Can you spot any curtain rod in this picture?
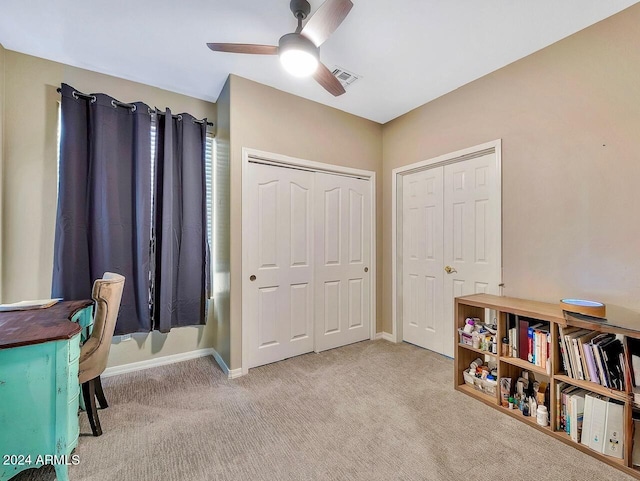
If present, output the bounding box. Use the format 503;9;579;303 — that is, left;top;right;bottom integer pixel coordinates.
56;87;214;127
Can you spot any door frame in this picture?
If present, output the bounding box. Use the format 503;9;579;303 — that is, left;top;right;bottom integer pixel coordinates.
242;147;377;374
391;139;502;344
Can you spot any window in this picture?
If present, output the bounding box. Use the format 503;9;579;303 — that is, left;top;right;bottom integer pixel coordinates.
205;133;215;270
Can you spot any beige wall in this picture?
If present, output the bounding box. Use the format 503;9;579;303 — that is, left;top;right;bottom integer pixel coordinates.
228;75;383;369
0;44;5;302
212;77;231;367
1;50;217;367
381;5;640;334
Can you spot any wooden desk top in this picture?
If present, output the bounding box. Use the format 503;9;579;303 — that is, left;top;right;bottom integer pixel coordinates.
0;299;93;349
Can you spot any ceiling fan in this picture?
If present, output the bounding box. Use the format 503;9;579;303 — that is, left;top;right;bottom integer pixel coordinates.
207;0;353;97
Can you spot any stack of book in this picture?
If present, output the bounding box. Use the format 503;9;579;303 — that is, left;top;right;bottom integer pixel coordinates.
558;327;626;391
556;384;624;458
506;315;551;370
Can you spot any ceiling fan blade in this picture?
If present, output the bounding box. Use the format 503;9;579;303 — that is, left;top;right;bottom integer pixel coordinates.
301;0;353;47
313;62;346;97
206;43;278;55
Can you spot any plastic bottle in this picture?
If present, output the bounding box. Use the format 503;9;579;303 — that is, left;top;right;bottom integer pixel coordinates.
537;405;549;426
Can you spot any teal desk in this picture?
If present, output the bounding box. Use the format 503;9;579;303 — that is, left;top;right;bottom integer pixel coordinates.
0;300;93;481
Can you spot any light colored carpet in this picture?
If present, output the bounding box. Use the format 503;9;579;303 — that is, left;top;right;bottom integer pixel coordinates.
15;340;630;481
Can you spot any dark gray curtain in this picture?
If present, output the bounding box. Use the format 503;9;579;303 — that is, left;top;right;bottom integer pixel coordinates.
52;83;152;334
153;108;208;332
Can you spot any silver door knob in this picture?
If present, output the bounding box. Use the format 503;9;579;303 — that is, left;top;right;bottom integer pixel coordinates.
444;266;457;274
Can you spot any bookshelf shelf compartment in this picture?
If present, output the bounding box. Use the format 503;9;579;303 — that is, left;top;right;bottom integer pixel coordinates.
554;374;629;403
455;383;498;407
457;343;497;358
500;356;550;377
552;430;626;468
455;294;640;480
498;404;552;433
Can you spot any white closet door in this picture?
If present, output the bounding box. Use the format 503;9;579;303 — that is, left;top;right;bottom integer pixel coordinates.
401;168;445;352
443;153;501;357
401;151;500;358
246;163;315;368
314;173;371;352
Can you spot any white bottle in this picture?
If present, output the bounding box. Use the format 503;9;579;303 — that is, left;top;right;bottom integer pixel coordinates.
536;405;548;427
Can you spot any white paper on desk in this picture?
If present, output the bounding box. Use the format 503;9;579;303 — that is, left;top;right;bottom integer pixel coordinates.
0;298;62;312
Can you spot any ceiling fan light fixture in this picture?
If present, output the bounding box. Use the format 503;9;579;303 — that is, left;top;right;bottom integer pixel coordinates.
278;33;319;77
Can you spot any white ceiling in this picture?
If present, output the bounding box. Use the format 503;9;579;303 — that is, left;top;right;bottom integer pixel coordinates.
0;0;637;123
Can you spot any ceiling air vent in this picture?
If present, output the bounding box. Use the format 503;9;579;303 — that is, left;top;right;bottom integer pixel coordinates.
331;67;361;89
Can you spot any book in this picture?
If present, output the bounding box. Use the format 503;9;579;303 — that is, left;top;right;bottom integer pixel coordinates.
509;327;518;358
601;339;624;391
591;334;616;387
569;390;586;443
556;381;568;429
602;401;624;459
558;325;571;375
583;342;599;385
576;331;598;381
526;323;546;366
565;329;590;379
519;317;530;361
561;385;580;434
0;298;61;312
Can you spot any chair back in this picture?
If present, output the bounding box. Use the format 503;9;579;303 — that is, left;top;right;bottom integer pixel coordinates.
79;272;125;383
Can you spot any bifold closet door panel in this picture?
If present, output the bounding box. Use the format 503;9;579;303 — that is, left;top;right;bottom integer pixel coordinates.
401;167;445;352
246;163;315;369
314;172;371;353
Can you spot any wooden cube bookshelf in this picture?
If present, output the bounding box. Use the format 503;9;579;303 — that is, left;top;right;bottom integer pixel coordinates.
454;294;640;479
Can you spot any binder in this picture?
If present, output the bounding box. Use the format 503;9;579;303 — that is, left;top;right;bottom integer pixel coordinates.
581;394;595;447
602;401;624;459
633;419;640;467
589;396;609;453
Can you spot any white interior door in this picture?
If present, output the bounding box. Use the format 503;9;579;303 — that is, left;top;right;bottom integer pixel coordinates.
314;172;371;352
401;151;500;358
442;153;501;356
246;163;315;368
401;168;444;352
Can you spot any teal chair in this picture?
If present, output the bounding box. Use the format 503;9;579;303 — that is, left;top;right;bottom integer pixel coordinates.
78;272;125;436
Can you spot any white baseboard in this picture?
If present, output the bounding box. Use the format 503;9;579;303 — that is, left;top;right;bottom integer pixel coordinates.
375;331;396;342
103;348;215;378
211;348;244;379
382;332;396;342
